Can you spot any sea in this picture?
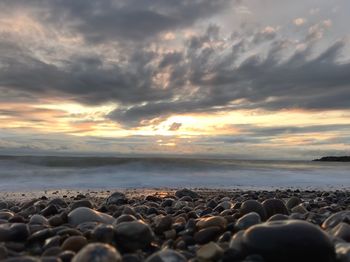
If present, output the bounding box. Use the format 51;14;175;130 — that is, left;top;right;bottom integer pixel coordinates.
0;155;349;191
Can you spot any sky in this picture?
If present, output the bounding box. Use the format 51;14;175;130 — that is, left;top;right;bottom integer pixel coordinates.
0;0;349;159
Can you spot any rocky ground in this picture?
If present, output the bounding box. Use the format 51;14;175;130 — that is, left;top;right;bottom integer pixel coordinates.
0;188;350;262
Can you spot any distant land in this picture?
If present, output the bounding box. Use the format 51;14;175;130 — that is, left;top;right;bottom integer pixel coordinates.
313;156;350;162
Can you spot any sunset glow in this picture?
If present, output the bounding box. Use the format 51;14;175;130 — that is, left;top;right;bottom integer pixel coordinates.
0;0;349;159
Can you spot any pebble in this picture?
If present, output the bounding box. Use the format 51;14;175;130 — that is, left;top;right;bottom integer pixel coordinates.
330;222;350;242
240;200;266;221
235;212;261;231
237;220;335;262
115;214;137;224
91;224;115;244
0;189;349;261
29;215;49;226
0;212;14;220
40;205;59;217
67;207;115;226
194;226;221;244
335;243;350;262
72;243;122;262
267;214;289;221
286;196;301;209
291;204;308;214
105;192;127;206
146;249;186;262
262;199;289;218
0;223;29;242
197;241;224;261
43;236;61;250
154;215;172;234
217;201;232;210
61;236;87;252
71;199;93;210
115;220;154;251
175;189;199;199
196;216;227;230
322;211;350;230
58;251;75;262
48;199;67;207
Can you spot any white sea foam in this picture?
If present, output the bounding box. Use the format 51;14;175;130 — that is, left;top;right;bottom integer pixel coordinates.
0;156;349;191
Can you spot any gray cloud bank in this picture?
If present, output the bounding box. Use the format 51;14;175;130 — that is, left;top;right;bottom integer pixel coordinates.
0;0;349;127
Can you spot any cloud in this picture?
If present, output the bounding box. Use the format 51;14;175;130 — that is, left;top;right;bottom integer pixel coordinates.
168;122;182;131
108;37;350;125
293;18;306;26
0;0;231;43
0;0;349;129
235;124;350;137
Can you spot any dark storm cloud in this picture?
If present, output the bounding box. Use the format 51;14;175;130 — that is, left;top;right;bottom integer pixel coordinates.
0;0;350;127
0;41;173;105
0;0;230;42
109;37;350;125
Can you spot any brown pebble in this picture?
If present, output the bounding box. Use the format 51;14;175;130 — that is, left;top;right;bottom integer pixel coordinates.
61;236;87;252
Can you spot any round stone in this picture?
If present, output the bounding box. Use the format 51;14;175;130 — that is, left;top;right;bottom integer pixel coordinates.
217;201;232;210
196;216;227;230
267;214;289;222
29;214;49;226
291;204;308;214
72;243;122;262
48;198;67;207
0;223;29;242
197;242;224;261
43;236;61;250
91;224;115;244
68;207;115;226
154;215;172;234
61;236;88;252
161;198;174;207
146;249;186;262
335;243;350;262
175;189;199;199
71;199;93;210
59;250;75;262
286;197;301;210
330;222;350;242
105;192;127;206
179;196;193;202
0;212;14;220
48;215;64;227
262;199;289;218
40;205;59;217
322;211;350;230
239;220;335;262
115;214;137;224
115;220;154;251
235;212;261;231
240;200;266;221
194;226;222;244
76;221;99;234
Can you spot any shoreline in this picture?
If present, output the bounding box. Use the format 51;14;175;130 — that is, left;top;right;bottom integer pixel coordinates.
1;187;350;201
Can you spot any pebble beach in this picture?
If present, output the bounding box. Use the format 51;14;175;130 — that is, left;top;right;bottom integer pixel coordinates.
0;188;350;261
